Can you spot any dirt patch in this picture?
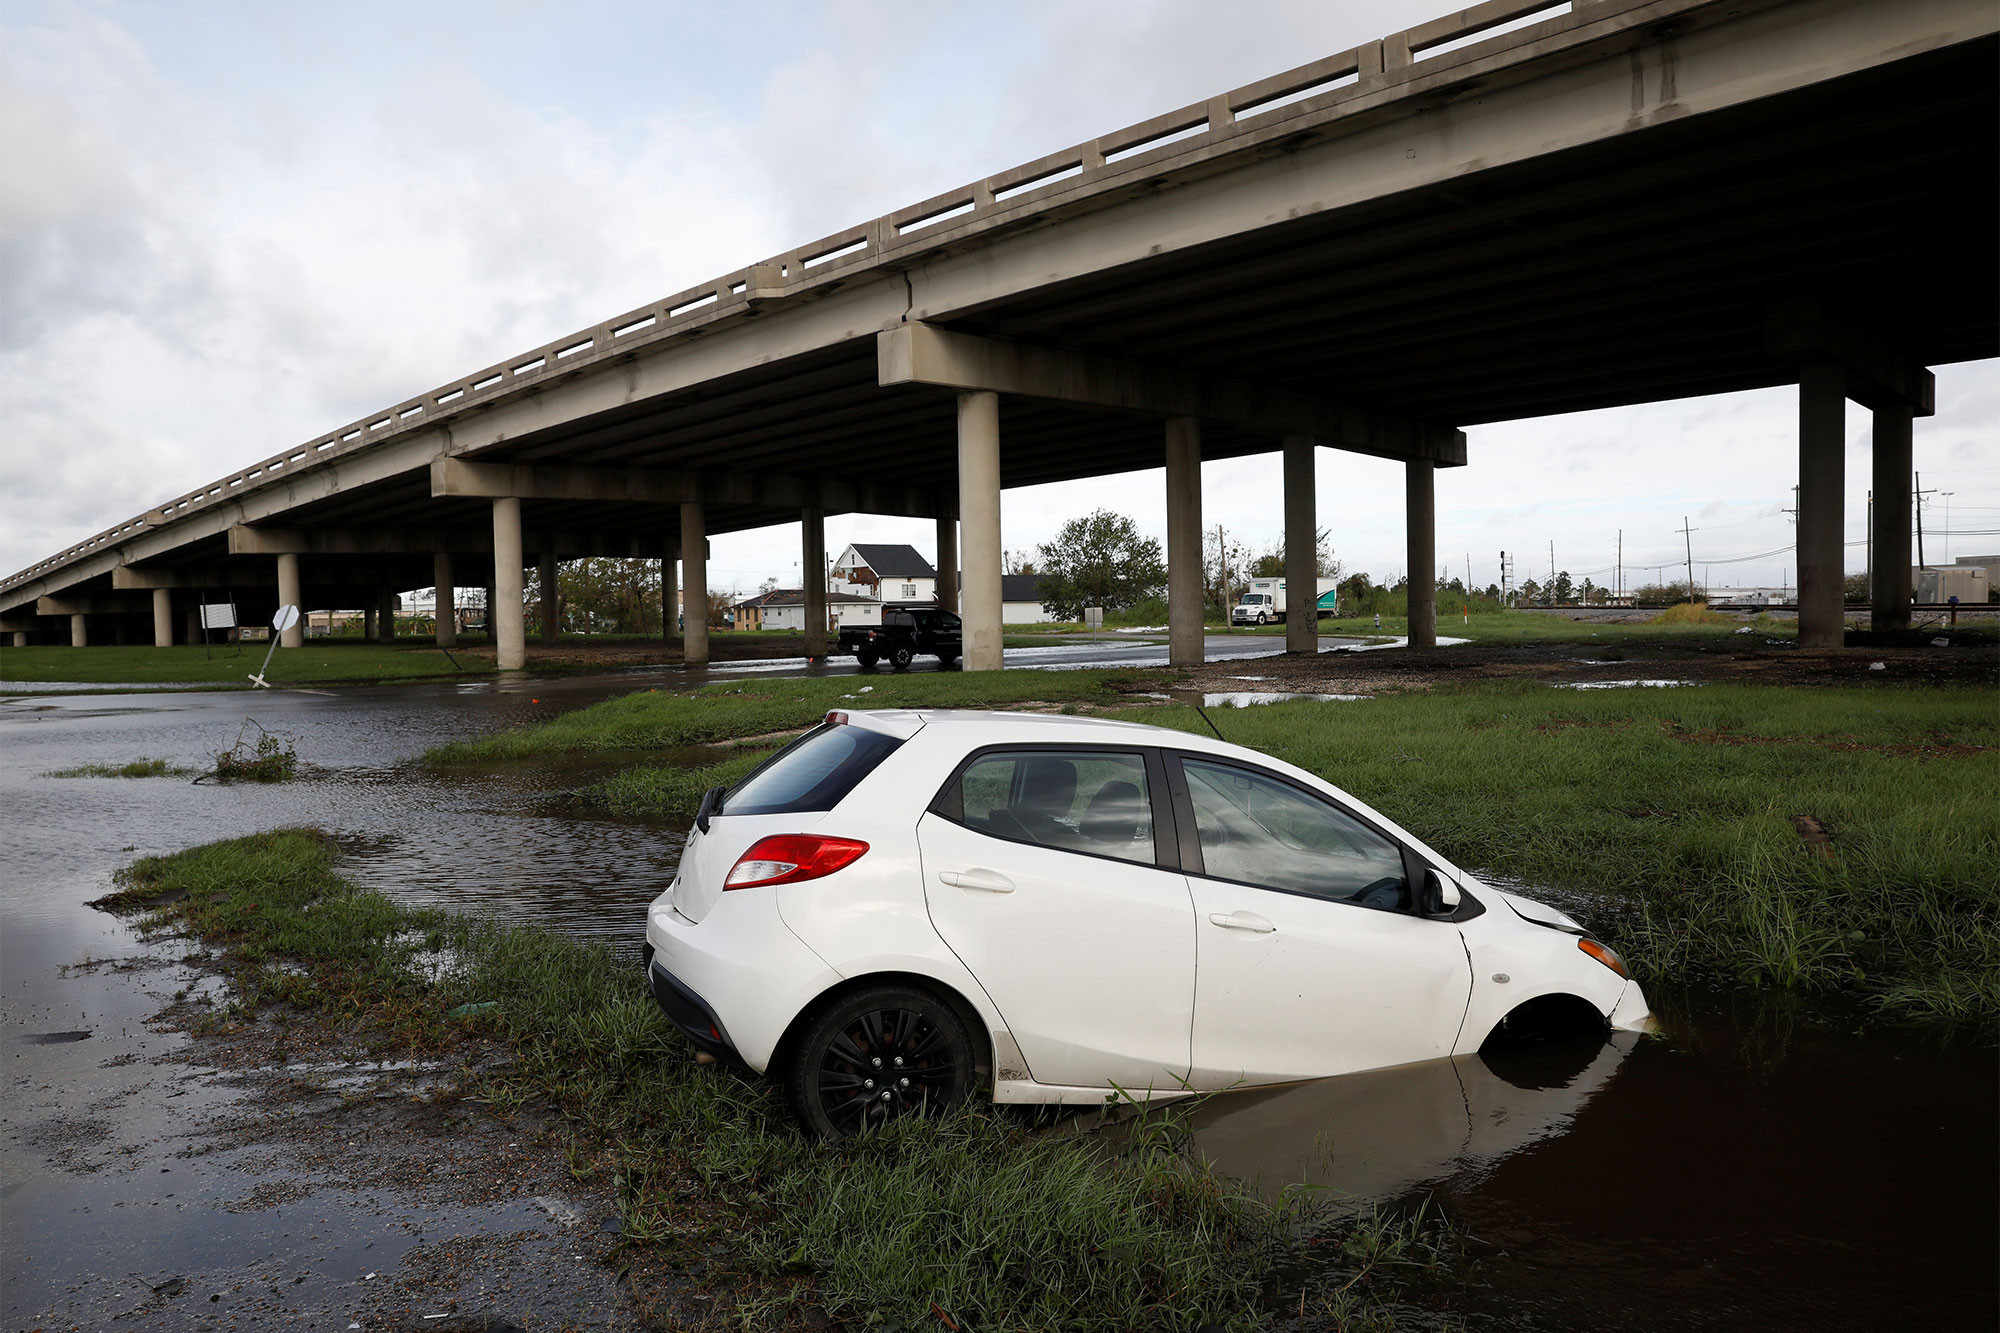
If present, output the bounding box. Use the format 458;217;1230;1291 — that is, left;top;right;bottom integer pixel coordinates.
1665;723;1990;758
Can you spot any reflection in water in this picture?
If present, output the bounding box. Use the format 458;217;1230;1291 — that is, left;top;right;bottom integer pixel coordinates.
1187;1035;1637;1205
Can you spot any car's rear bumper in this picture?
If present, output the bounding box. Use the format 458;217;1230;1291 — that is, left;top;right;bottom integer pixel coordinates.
644;887;843;1074
643;948;744;1065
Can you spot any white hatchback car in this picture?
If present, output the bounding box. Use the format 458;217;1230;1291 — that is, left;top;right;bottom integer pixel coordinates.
643;709;1654;1137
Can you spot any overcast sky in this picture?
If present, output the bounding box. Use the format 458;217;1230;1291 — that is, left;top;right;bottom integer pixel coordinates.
4;0;1994;599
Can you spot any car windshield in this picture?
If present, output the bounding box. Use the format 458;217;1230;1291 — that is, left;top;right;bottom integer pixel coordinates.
723;724;903;816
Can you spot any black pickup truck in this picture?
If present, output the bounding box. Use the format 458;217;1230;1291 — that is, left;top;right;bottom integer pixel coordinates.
838;607;962;669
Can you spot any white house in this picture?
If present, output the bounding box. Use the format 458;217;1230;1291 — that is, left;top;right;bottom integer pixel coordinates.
732;589;882;632
832;544;938;605
1000;573;1057;624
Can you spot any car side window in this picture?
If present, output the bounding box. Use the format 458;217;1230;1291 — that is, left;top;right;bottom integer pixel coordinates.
1180;758;1408;911
950;750;1155;866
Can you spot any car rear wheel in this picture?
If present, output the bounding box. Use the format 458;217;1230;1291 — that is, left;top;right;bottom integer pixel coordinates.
784;985;975;1139
856;649;879;667
889;644;915;669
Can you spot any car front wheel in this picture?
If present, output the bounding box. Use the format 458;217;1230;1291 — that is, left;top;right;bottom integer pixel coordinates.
784;985;976;1138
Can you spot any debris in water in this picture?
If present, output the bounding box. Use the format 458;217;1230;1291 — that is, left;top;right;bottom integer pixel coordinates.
1869;661;1886;671
1932;637;1950;647
20;1030;91;1044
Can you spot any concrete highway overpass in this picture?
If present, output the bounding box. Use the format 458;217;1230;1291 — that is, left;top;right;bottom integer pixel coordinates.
3;0;1993;665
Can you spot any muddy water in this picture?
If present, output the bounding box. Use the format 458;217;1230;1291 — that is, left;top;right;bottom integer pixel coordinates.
3;675;1996;1329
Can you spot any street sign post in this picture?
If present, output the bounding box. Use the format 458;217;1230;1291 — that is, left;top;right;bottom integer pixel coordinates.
248;606;300;688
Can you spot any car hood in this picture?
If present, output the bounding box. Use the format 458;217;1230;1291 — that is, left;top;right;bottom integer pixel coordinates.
1490;887;1587;935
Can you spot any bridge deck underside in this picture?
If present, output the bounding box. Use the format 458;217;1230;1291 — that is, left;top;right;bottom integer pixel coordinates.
30;34;2000;610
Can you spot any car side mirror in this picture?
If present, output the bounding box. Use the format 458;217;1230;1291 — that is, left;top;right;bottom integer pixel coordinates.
695;786;725;834
1421;868;1461;916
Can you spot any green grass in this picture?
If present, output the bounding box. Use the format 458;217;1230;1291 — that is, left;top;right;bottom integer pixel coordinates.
44;757;193;778
582;748;773;819
426;670;1153;763
1111;683;1999;1026
97;830;1451;1330
0;641;487;685
1312;609;1804;644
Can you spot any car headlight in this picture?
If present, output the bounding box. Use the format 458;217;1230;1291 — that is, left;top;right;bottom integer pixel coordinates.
1578;937;1629;979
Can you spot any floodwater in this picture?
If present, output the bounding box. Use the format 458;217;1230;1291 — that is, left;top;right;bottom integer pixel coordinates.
2;674;1995;1329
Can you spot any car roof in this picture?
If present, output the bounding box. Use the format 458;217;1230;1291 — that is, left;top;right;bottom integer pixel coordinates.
863;706;1254;759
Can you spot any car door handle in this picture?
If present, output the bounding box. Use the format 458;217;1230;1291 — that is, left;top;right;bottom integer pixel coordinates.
939;869;1015;893
1208;911;1276;933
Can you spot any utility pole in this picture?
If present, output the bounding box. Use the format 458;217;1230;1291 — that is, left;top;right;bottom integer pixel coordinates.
1678;516;1699;602
1865;489;1875;603
1914;471;1937;569
1940;490;1955;562
1617;530;1622;603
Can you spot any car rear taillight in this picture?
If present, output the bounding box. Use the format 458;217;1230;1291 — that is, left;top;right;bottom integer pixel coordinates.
722;834;869;890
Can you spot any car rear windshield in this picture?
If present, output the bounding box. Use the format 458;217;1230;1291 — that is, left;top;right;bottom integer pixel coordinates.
721;723;903;816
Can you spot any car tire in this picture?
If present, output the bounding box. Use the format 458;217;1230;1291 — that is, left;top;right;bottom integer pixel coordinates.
784;985;976;1139
856;649;879;668
940;652;959;668
889;645;915;670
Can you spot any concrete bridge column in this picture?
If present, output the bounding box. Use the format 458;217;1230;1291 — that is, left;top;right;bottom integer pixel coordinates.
185;607;202;644
434;553;456;648
152;588;174;648
1406;461;1437;648
70;613;87;648
1870;403;1913;632
1797;363;1848;649
802;504;827;657
484;584;498;644
1284;435;1318;655
538;546;559;641
958;391;1003;671
935;509;958;613
376;588;398;642
681;503;709;668
11;632;24;649
277;553;304;648
492;498;526;669
1166;417;1203;667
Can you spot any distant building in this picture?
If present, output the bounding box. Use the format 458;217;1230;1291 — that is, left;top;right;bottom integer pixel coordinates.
732;588;882;632
832;544;938;605
1000;573;1056;623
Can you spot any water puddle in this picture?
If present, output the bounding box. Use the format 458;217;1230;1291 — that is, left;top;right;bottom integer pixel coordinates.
1555;678;1699;689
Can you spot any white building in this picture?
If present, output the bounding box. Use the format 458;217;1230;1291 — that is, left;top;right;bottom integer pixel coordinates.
832;544;938;605
1000;574;1057;623
732;589;881;632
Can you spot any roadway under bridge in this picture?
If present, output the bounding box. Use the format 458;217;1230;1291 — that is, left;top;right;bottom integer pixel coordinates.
3;0;1994;665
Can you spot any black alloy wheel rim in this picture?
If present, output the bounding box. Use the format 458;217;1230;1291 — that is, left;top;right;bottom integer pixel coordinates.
816;1007;959;1134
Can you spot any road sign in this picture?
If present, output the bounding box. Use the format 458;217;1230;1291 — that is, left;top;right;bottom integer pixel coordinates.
248;605;301;689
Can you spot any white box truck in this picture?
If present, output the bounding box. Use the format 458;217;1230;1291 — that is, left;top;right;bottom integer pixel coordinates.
1230;576;1338;625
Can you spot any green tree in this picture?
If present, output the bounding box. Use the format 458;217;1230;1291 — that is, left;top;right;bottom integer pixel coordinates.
541;558;665;635
1551;570;1575;604
1036;510;1167;620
